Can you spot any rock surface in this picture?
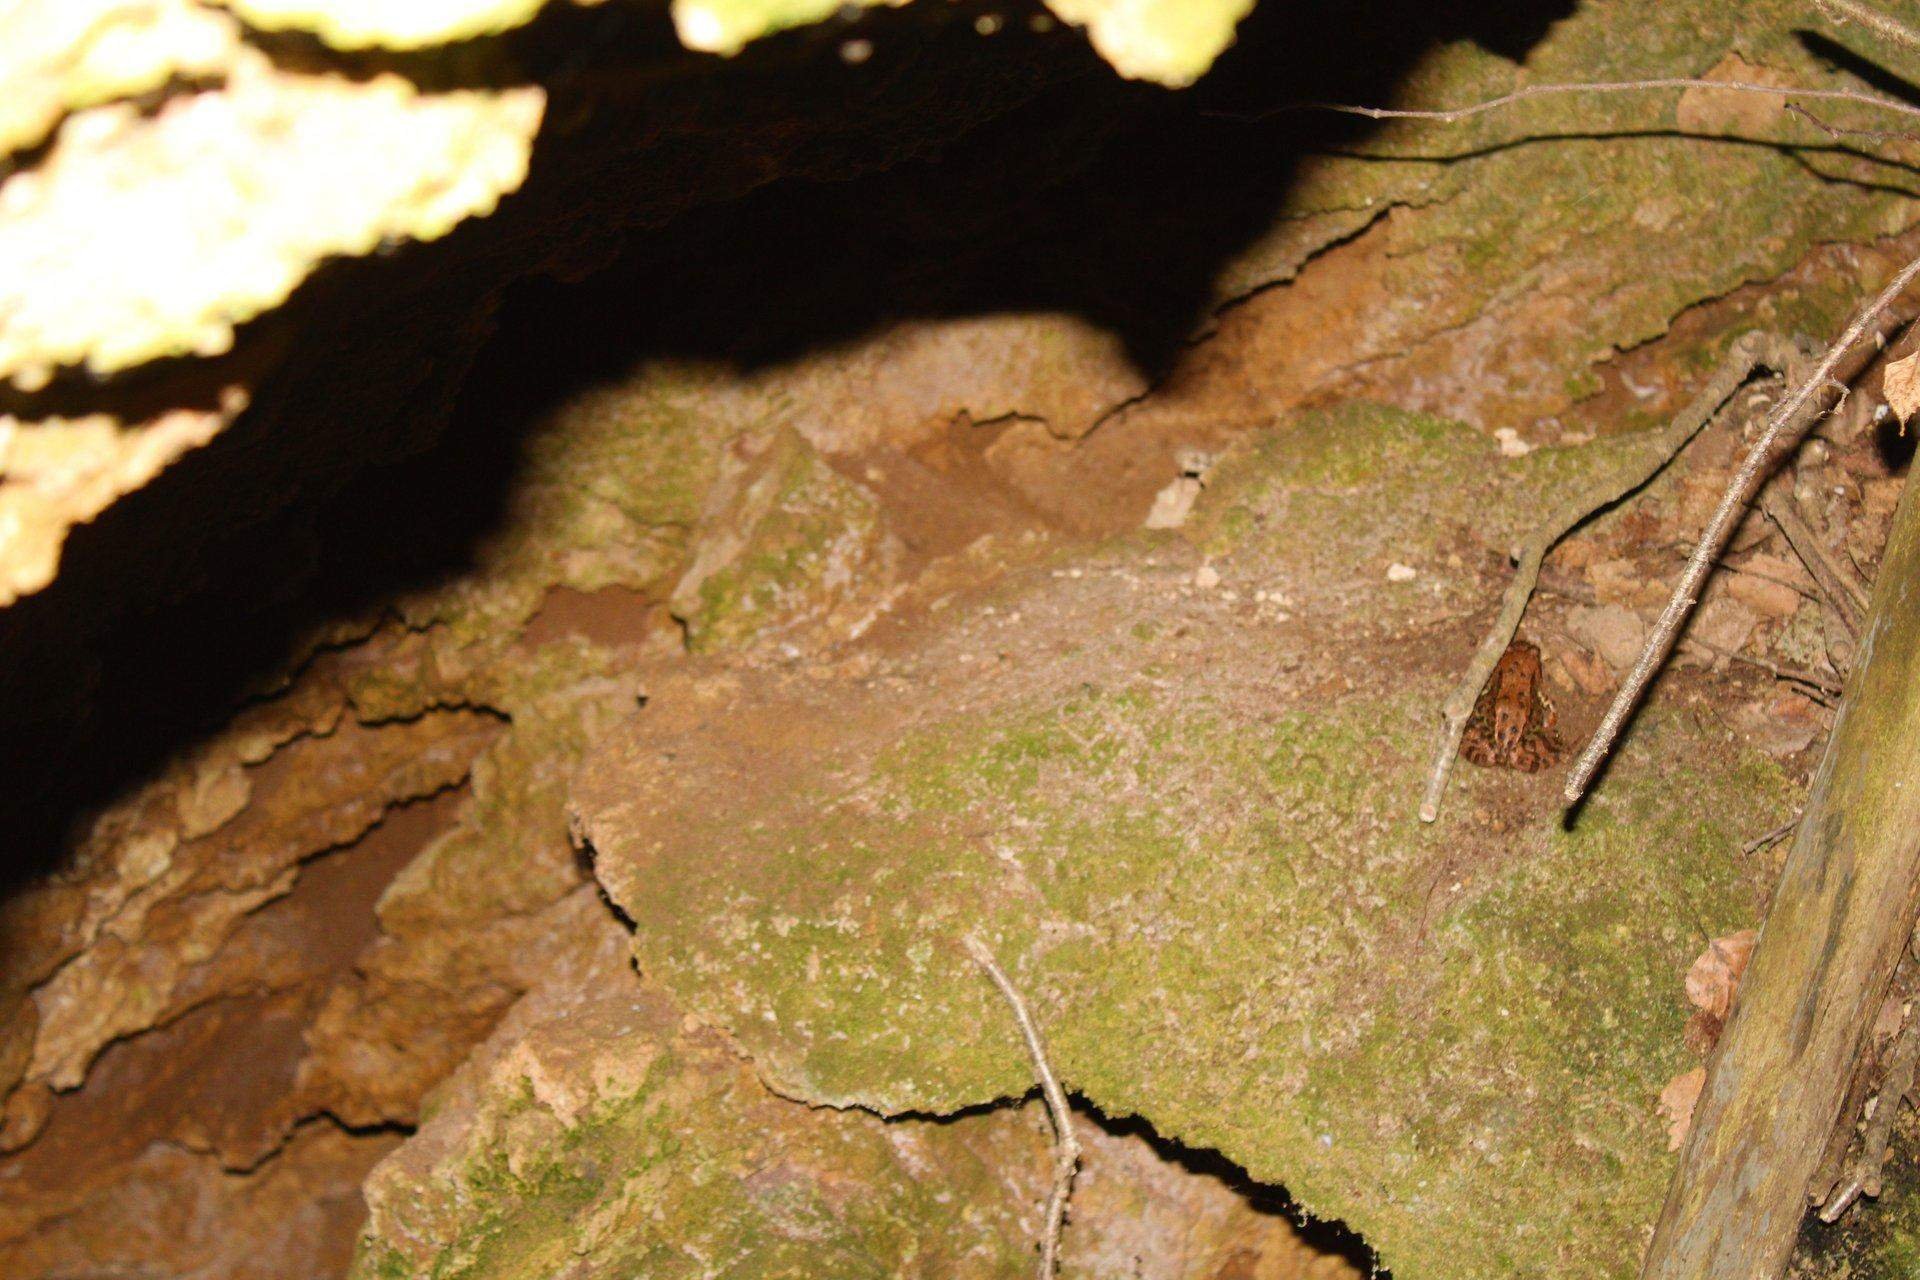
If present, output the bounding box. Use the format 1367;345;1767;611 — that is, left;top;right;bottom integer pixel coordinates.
5;0;1920;1277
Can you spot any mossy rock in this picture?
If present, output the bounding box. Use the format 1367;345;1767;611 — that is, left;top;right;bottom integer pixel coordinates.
575;404;1794;1279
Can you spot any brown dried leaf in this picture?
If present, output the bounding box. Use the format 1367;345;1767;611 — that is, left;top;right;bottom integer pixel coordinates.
1685;929;1758;1021
1884;349;1920;425
1659;1067;1706;1152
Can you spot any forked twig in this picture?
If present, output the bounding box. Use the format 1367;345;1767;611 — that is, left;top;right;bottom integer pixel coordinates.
965;934;1081;1280
1419;332;1782;821
1741;814;1803;857
1564;251;1920;803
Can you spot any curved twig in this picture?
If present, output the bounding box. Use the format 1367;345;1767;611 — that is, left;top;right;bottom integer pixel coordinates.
965;934;1081;1280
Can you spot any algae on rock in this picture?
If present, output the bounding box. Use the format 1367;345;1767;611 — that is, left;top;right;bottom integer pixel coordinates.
572;405;1793;1280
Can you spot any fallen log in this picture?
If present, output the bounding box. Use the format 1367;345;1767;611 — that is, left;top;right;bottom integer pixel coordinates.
1641;355;1920;1276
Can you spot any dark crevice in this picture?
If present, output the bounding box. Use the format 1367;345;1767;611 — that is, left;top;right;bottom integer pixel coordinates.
1071;1096;1388;1277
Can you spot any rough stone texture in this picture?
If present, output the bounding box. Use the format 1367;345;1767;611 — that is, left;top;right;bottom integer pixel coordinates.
4;0;1920;1276
0;703;498;1152
572;406;1793;1280
0;1121;398;1280
1045;0;1256;86
0;390;247;606
0;0;241;157
352;884;1369;1280
0;49;544;386
227;0;579;49
671;0;1255;85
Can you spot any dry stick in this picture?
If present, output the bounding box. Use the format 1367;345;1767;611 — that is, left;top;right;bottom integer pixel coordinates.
1785;99;1920;149
1229;76;1920;129
1816;0;1920;54
1820;991;1920;1220
1762;487;1872;632
1677;635;1845;696
1809;1046;1882;1207
1742;814;1803;857
1565;251;1920;804
964;935;1081;1280
1418;332;1779;822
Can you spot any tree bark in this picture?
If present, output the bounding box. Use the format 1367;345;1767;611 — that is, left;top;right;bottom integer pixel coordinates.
1641;441;1920;1276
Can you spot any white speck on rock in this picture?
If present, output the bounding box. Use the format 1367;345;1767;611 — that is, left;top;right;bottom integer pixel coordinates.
1387;562;1418;583
1494;427;1534;457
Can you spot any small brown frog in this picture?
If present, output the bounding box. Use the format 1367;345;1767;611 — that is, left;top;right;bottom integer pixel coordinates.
1461;640;1562;772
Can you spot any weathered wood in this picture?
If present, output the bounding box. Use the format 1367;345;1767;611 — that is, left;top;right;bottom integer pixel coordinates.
1640;405;1920;1276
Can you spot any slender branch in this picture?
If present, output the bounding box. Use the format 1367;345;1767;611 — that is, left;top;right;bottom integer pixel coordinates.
1816;0;1920;55
965;934;1081;1280
1213;76;1920;129
1819;991;1920;1220
1678;636;1845;696
1742;814;1803;857
1761;487;1871;631
1565;250;1920;803
1785;99;1920;148
1419;332;1776;822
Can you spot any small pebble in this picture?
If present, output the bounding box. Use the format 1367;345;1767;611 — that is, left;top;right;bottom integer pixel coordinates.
1386;563;1418;583
1494;427;1534;458
1194;565;1222;590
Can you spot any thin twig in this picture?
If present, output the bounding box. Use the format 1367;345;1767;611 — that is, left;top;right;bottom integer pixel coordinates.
1419;332;1777;822
1810;1042;1881;1206
1820;990;1920;1220
1784;99;1920;149
1211;76;1920;129
1761;486;1871;632
965;934;1081;1280
1742;814;1803;857
1677;636;1845;696
1816;0;1920;55
1564;250;1920;804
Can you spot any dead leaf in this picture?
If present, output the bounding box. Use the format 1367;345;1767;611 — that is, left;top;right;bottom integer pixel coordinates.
1884;350;1920;426
1659;1067;1706;1152
1685;929;1758;1021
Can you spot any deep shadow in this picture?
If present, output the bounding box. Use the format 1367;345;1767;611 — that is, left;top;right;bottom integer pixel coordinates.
0;0;1573;888
1797;27;1920;109
1874;408;1920;472
1078;1098;1386;1275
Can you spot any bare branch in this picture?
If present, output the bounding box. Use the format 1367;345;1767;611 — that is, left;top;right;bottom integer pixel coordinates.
1565;249;1920;804
1741;814;1802;857
1784;99;1920;148
965;934;1081;1280
1419;333;1777;822
1816;0;1920;56
1761;486;1871;632
1213;76;1920;130
1819;993;1920;1220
